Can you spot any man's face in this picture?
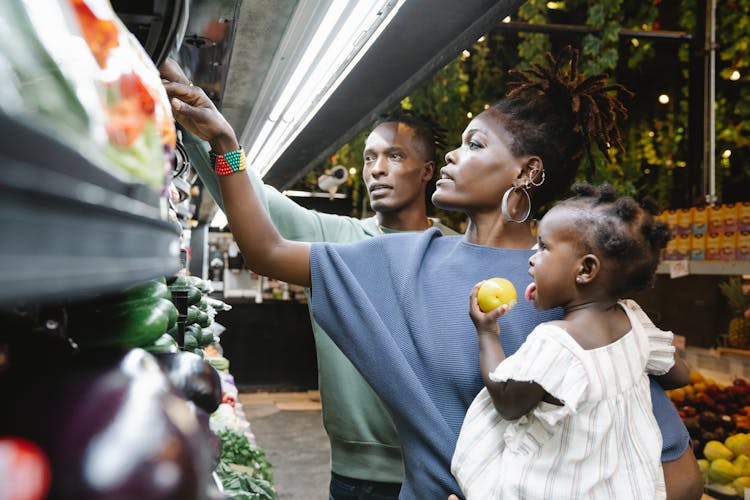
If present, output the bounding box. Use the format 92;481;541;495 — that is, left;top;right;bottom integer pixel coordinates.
362;122;433;214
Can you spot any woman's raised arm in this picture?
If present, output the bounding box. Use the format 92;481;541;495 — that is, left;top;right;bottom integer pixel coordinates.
161;76;312;287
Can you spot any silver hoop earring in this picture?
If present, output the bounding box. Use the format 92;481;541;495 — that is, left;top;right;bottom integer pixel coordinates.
530;170;545;187
501;186;531;223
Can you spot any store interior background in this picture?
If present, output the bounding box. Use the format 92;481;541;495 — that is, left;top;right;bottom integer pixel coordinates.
2;0;750;498
168;0;750;392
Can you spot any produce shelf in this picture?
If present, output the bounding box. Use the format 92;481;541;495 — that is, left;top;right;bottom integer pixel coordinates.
0;113;181;305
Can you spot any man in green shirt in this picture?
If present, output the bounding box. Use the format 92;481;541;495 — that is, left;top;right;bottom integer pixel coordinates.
165;58;457;500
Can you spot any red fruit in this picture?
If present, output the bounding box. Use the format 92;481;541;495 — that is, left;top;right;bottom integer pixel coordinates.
695;393;717;410
706;385;722;397
681;406;698;418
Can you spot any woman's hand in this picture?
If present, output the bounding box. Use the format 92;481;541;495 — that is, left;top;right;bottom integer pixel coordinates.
159;60;237;153
159;58;191;85
469;281;508;338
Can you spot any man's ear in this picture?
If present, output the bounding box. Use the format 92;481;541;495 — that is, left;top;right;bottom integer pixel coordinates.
577;254;600;284
423;160;435;183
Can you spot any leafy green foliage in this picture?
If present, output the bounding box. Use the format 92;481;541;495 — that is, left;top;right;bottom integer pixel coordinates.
301;0;750;220
214;429;276;499
217;429;274;483
215;460;276;500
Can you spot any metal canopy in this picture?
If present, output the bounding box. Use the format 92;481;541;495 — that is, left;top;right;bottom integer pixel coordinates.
216;0;523;189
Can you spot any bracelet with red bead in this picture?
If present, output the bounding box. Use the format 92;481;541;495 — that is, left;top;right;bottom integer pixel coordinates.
210;148;246;176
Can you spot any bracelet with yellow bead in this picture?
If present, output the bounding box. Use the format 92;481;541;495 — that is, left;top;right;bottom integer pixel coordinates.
210;148;246;176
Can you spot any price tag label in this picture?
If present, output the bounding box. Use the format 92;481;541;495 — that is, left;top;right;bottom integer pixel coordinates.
669;259;689;279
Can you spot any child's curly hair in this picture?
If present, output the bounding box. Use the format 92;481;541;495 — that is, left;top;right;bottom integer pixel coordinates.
491;46;633;210
560;182;671;297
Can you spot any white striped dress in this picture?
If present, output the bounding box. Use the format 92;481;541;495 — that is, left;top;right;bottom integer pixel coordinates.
451;300;674;499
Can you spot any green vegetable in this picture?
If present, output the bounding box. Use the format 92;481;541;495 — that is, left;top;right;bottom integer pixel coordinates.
166;324;178;340
185;306;210;327
207;356;229;372
142;333;179;353
206;297;232;311
174;286;201;306
185;324;202;339
151;298;178;330
168;286;201;306
170;275;205;290
110;302;170;348
186;305;201;325
216;430;274;484
198;295;209;311
70;295;171;350
198;327;214;348
123;280;171;302
165;300;178;330
183;333;198;350
215;461;275;500
197;311;211;328
184;275;208;291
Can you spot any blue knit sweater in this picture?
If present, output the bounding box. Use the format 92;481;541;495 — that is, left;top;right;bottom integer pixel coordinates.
310;229;689;499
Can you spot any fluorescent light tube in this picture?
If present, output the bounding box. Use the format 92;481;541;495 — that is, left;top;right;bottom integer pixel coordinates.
242;0;406;178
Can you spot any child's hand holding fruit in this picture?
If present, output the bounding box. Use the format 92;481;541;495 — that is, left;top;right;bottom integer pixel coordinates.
470;278;517;337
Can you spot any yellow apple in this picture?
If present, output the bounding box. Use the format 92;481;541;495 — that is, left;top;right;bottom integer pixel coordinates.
477;277;518;313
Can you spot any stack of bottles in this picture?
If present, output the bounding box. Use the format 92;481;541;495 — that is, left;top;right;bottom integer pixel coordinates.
659;202;750;261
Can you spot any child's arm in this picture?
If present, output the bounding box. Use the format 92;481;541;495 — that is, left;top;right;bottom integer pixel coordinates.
470;282;547;420
654;350;691;390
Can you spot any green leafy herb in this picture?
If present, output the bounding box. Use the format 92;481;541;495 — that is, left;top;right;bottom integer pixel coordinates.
217;429;274;483
215;460;276;500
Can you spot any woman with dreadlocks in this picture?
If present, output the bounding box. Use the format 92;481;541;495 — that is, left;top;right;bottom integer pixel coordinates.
452;182;692;499
163;46;701;498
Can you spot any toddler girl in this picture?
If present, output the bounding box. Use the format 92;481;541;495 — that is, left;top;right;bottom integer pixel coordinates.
452;182;691;499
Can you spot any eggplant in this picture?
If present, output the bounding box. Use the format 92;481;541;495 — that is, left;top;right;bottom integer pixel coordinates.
0;348;214;499
152;351;222;413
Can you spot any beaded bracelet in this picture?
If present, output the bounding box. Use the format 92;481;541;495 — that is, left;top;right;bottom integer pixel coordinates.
210;148;247;176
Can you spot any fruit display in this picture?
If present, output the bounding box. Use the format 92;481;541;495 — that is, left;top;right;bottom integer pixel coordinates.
668;372;750;496
477;277;518;313
668;372;750;455
698;436;750;496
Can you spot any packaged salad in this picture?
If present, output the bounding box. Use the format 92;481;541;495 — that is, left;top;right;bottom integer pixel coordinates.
0;0;176;190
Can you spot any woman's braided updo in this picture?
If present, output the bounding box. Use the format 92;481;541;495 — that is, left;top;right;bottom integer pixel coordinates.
491;46;633;211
